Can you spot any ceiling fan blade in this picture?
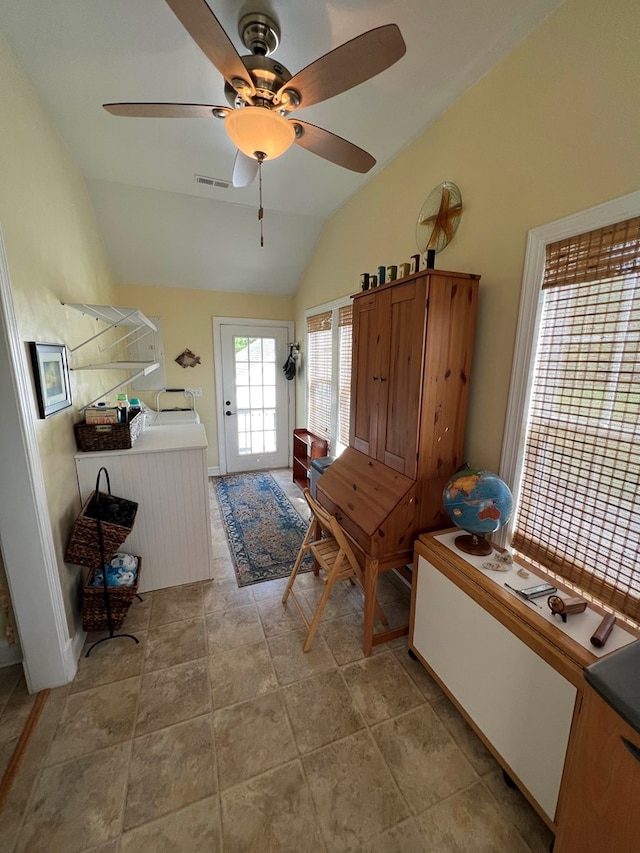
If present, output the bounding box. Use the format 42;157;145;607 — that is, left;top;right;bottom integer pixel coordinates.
292;121;375;174
276;24;405;111
164;0;255;97
103;103;230;118
232;151;259;188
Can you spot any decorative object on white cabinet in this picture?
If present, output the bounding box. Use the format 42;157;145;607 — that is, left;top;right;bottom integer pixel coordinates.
63;303;160;407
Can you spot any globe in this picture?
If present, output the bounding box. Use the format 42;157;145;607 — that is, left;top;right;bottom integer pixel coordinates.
442;467;514;556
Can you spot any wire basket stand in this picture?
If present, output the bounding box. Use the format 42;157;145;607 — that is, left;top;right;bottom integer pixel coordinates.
85;467;142;657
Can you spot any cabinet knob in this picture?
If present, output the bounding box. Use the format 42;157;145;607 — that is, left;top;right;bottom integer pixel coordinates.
372;376;379;381
380;377;387;382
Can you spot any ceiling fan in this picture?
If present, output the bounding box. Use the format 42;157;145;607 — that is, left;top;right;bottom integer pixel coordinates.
103;0;406;189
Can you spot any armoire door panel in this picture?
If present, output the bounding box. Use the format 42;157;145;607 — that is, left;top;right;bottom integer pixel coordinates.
418;275;478;479
380;279;428;477
350;290;389;457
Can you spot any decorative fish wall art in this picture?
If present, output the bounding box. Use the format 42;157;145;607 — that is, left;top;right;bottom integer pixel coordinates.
175;349;201;368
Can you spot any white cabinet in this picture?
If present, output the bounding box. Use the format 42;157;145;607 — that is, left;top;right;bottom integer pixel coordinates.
412;554;576;821
74;425;213;592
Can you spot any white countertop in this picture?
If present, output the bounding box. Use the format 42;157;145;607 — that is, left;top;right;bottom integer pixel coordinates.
435;531;636;658
74;423;208;458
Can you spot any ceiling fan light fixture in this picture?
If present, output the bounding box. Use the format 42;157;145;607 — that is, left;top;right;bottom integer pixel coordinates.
225;107;295;160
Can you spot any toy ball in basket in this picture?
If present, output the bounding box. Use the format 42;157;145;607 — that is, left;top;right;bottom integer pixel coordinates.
83;553;142;632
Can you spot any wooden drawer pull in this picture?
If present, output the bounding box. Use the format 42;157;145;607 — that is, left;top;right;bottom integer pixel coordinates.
622;737;640;762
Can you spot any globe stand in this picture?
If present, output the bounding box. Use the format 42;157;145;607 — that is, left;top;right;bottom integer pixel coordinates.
455;533;492;556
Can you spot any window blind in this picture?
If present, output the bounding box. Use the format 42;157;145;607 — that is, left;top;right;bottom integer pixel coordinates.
306;311;332;439
338;304;353;447
512;216;640;624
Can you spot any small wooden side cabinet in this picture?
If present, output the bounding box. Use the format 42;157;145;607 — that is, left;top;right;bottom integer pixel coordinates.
292;428;328;492
555;680;640;851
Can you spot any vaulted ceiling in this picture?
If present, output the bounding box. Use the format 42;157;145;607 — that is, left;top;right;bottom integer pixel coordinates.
2;0;564;295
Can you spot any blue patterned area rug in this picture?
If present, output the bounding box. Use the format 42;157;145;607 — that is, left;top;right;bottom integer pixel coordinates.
214;472;313;587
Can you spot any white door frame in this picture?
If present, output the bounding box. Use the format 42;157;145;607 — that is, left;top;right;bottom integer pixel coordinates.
0;228;79;690
212;317;295;476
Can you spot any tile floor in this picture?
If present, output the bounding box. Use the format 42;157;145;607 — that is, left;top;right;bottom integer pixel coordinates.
0;472;554;852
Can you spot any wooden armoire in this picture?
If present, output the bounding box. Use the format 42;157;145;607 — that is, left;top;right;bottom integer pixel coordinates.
317;268;479;653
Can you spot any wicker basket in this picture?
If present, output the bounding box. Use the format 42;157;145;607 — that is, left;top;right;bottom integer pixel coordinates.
82;556;141;631
74;410;144;452
65;489;138;569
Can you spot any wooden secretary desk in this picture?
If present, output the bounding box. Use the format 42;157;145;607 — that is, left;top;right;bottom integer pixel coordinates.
317;268;479;654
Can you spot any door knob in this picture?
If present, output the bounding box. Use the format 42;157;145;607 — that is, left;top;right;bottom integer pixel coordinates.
225;410;235;416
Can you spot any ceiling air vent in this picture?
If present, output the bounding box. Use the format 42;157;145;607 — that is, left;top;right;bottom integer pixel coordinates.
194;174;230;189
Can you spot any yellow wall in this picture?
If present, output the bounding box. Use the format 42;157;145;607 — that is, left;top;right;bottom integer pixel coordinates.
295;0;640;474
114;284;294;467
0;34;123;633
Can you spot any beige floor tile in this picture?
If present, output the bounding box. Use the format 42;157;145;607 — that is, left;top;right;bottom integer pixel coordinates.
282;669;365;754
414;781;530;852
342;651;424;725
144;617;206;672
250;576;290;600
71;632;146;694
0;685;69;853
15;742;131;853
0;736;17;778
483;767;555;853
256;595;307;637
46;676;139;765
205;603;265;652
432;694;498;776
303;728;409;849
362;818;428;853
213;691;297;789
149;582;204;627
136;658;211;735
124;715;216;831
211;561;237;582
119;795;222;852
375;571;413;604
319;613;387;666
372;704;477;813
267;628;337;686
380;597;411;629
81;841;119;853
300;579;362;621
392;647;446;703
119;593;152;631
221;760;324;853
208;640;277;709
0;675;36;745
203;577;253;612
0;662;23;709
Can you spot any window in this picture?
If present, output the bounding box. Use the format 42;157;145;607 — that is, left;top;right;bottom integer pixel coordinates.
305;298;353;454
506;213;640;625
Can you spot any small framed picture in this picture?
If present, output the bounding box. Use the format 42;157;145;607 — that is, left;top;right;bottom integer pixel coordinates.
29;342;72;418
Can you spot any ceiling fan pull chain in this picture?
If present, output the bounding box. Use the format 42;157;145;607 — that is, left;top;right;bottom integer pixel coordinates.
258;154;264;247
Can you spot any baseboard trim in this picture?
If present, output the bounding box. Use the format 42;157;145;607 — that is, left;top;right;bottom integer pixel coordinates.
0;687;49;810
208;466;221;477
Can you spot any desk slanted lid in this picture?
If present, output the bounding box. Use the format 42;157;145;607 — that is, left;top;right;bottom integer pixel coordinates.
317;447;414;536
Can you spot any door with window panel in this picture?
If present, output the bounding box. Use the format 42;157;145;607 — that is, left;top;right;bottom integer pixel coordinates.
220;325;289;472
